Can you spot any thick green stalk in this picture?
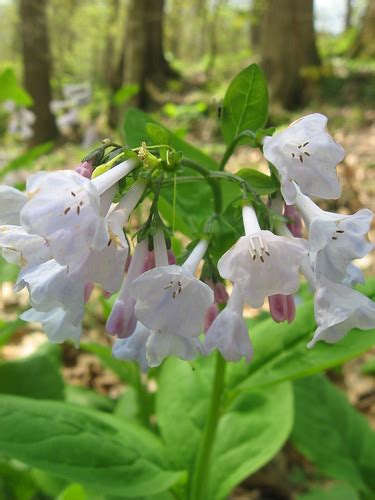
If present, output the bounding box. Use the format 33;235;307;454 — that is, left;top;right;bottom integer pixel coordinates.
189;353;226;500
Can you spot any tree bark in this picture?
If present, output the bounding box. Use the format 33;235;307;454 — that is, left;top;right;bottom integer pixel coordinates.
351;0;375;58
260;0;320;109
19;0;59;145
122;0;178;109
249;0;263;51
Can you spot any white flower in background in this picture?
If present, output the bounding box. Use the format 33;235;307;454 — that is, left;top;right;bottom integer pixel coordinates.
263;113;344;205
204;285;252;362
21;308;82;346
218;205;307;308
308;277;375;348
19;160;135;268
130;238;214;338
294;184;373;284
0;186;27;224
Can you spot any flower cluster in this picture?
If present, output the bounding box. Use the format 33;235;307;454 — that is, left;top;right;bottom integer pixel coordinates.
0;113;373;370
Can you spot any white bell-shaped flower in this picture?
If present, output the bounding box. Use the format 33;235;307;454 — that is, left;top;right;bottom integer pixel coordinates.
295;185;373;284
19;160;134;268
263;114;344;204
146;330;200;367
130;238;214;338
218;205;307;308
204;285;252;362
113;322;151;372
0;185;27;224
308;277;375;348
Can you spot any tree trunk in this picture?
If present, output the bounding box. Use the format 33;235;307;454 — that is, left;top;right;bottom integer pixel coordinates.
206;0;226;78
351;0;375;58
249;0;263;51
19;0;59;145
260;0;320;109
345;0;353;30
123;0;178;109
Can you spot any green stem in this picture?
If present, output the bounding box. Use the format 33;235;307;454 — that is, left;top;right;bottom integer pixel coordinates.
181;159;223;214
189;353;226;500
219;130;256;171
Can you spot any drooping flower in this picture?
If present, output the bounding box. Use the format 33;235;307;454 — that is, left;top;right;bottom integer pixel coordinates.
130;238;214;338
204;303;220;332
268;294;296;324
294;184;373;284
74;159;94;179
0;226;51;267
218;205;307;308
106;238;148;338
19;160;135;268
112;322;151;372
204;285;252;362
0;186;27;224
284;204;303;238
308;277;375;348
263;114;344;205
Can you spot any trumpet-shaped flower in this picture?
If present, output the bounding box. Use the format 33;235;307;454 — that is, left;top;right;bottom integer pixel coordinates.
130;239;214;338
204;285;252;362
0;186;27;224
263;114;344;205
0;226;51;266
19;160;135;268
295;186;373;284
112;321;201;371
308;277;375;347
218;205;307;308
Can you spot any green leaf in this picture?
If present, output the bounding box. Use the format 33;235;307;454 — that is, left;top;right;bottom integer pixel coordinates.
146;123;169;145
235;168;279;195
58;483;88;500
0;68;33;106
0;319;24;348
292;375;375;495
0;259;19;284
65;385;115;413
227;279;375;392
156;357;293;499
221;64;268;145
112;84;139;106
0;346;64;400
0;461;38;500
208;381;293;499
0;142;54;180
296;483;359;500
0;395;182;497
361;357;375;375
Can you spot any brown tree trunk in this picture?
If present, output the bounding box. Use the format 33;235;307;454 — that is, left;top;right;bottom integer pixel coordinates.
260;0;320;109
345;0;353;30
123;0;178;109
19;0;59;145
206;0;226;78
351;0;375;58
249;0;263;51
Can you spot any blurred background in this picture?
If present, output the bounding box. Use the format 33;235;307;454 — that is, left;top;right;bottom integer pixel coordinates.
0;1;374;498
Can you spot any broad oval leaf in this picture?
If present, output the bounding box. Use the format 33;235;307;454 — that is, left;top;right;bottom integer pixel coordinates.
292;375;375;496
221;64;268;145
0;395;181;497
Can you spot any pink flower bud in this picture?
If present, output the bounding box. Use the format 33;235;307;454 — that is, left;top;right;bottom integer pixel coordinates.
284;204;303;238
204;303;220;333
167;249;176;265
106;296;137;338
103;290;112;299
75;159;94;179
142;250;156;272
213;282;229;304
84;282;94;303
268;294;296;324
